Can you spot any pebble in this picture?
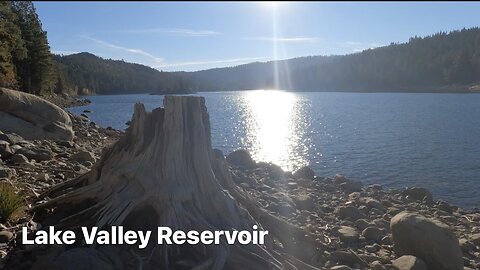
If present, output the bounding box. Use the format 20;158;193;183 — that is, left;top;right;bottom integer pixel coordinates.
338;226;359;243
0;231;13;243
362;226;384;242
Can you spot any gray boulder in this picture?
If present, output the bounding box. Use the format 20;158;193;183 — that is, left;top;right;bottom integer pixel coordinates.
391;212;463;270
0;88;74;141
392;255;427;270
226;149;256;168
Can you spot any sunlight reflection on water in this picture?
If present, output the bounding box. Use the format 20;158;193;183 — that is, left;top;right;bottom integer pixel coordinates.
241;90;309;171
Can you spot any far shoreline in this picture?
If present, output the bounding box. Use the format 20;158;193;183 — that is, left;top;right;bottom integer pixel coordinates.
71;86;480;98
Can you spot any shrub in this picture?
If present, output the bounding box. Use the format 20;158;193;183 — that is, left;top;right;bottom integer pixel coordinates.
0;183;24;221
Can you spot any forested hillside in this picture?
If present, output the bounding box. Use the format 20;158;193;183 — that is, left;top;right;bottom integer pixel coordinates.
186;28;480;92
53;53;188;95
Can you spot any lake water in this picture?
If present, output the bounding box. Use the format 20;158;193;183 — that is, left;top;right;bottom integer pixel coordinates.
69;91;480;208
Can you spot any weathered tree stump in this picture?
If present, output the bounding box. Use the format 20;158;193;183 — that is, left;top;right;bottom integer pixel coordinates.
34;96;323;269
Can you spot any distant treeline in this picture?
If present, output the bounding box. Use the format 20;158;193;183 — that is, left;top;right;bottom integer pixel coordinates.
186;28;480;92
1;1;480;95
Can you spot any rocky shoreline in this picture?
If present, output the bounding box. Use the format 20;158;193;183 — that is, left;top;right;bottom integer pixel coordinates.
226;150;480;269
41;93;92;109
0;92;479;269
0;108;122;269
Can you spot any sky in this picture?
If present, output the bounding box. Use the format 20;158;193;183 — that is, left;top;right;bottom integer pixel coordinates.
35;1;480;72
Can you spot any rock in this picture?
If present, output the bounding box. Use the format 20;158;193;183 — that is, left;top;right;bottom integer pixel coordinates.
333;174;349;185
392;255;427;270
70;150;96;164
334;206;366;221
226;149;256;168
16;147;54;162
459;239;475;253
0;231;13;243
391;212;463;270
380;235;393;245
355;219;371;230
469;233;480;246
10;153;29;164
56;140;74;148
330;266;352;270
10;144;22;152
80;113;89;119
0;133;26;145
367;184;383;190
362;226;384;242
0;88;74;141
73;164;89;174
373;218;390;231
84;161;93;167
348;192;361;201
436;200;453;214
292;166;315;180
340;180;363;193
292;193;314;210
0;166;15;179
83;110;92;113
362;197;385;211
338;226;359;243
35;173;49;182
401;187;433;205
0;140;13;159
370;260;385;270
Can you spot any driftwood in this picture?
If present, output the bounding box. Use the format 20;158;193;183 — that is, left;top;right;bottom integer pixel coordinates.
34;96;324;269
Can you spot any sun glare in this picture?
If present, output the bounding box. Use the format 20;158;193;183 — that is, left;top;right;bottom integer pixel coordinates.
259;1;284;8
244;90;308;171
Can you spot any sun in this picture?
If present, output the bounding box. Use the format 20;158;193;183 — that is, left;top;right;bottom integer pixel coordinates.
259;1;285;8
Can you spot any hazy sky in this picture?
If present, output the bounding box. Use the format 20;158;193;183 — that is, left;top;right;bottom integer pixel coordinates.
35;1;480;72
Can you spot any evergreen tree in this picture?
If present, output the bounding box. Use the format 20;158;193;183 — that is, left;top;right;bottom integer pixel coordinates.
11;1;55;94
0;1;26;88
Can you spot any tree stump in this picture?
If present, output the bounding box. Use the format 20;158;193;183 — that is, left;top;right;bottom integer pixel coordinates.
34;96;323;269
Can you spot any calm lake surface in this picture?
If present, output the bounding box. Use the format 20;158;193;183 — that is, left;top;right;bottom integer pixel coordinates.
69;91;480;208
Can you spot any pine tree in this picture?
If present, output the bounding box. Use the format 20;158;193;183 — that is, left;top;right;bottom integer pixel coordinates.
0;1;27;88
12;1;55;94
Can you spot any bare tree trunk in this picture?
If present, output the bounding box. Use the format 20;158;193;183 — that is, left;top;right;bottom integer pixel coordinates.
34;96;324;269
